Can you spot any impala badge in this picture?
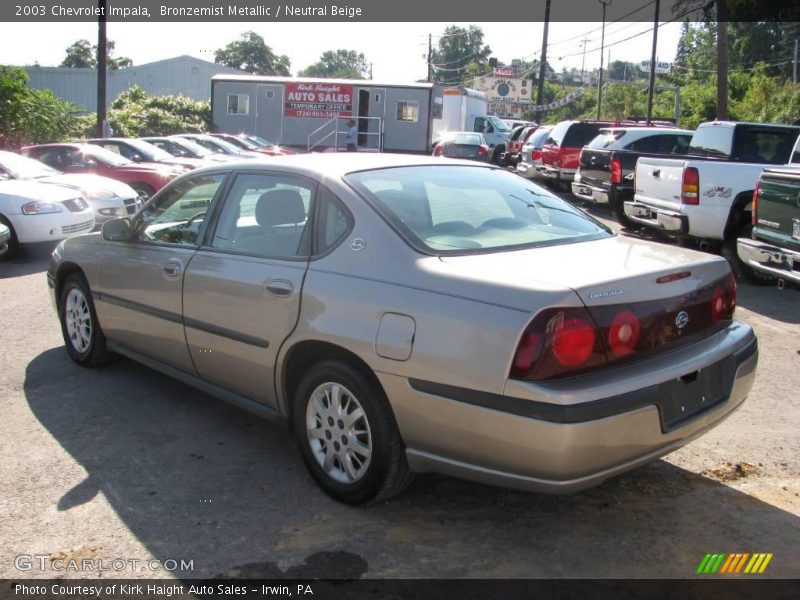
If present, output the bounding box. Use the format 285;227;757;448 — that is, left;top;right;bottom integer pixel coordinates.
675;311;690;329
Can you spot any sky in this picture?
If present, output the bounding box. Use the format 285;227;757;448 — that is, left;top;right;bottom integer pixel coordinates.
0;21;683;81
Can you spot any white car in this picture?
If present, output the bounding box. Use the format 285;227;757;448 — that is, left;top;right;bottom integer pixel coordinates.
0;179;94;257
0;151;139;225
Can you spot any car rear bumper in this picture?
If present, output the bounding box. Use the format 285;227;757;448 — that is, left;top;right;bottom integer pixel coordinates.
536;165;576;182
737;237;800;284
571;180;610;204
382;322;757;494
516;161;543;179
624;201;688;233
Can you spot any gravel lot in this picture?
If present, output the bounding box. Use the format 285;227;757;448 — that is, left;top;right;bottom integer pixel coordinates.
0;194;798;580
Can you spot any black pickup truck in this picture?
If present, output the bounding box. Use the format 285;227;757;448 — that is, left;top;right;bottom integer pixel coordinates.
571;127;694;226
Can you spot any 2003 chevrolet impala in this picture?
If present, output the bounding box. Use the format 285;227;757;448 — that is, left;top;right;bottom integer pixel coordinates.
47;154;757;504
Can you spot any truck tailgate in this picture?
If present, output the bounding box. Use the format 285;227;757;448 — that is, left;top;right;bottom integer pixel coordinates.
758;168;800;252
634;157;686;209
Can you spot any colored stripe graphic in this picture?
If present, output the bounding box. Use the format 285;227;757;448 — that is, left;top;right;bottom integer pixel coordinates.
720;554;736;573
758;554;773;573
734;553;750;573
697;554;712;573
698;552;772;575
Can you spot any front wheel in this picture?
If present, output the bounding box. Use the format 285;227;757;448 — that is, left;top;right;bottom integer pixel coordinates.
293;360;412;504
59;273;112;366
130;182;155;203
0;215;19;259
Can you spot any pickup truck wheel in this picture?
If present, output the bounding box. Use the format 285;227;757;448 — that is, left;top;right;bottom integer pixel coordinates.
611;202;638;229
59;273;113;366
293;360;413;505
722;223;776;285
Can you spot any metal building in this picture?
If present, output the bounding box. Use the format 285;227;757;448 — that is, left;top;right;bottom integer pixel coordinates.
211;75;444;153
25;55;244;112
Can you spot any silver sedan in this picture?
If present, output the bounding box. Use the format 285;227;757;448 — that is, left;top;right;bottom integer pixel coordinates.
47;154;757;504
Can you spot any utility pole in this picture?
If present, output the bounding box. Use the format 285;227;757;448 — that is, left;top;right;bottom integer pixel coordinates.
794;38;798;83
646;0;660;125
369;62;373;80
535;0;551;124
716;0;728;120
427;33;433;82
580;37;590;84
596;0;613;120
96;0;107;137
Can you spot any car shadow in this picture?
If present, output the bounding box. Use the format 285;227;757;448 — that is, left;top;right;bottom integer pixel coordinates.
0;242;56;279
737;281;799;324
24;348;800;579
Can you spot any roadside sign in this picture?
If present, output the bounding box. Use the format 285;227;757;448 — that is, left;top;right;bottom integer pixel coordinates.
638;60;671;74
494;67;515;77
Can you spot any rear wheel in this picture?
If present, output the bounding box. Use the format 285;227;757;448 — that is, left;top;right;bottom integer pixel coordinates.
0;215;19;259
293;360;412;504
59;273;113;366
722;222;776;285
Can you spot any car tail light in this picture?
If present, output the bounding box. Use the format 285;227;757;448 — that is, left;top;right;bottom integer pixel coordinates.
751;180;760;226
510;307;605;380
607;310;641;357
711;273;737;322
552;317;596;367
434;145;443;156
532;148;542;161
610;158;622;184
478;145;489;157
681;167;700;205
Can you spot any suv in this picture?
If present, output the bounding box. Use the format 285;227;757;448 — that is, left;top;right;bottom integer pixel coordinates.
538;121;616;187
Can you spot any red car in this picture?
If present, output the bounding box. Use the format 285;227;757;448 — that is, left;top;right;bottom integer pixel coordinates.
503;125;539;166
538;121;616;188
23;143;181;201
209;133;296;156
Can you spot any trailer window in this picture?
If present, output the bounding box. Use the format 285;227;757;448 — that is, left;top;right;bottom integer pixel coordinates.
432;97;443;119
396;101;419;123
227;94;250;115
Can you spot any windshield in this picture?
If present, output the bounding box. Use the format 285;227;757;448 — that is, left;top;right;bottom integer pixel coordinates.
228;135;259;149
488;116;511;133
125;139;175;161
193;136;242;154
246;135;273;146
346;166;611;254
526;128;552;149
84;145;133;167
586;130;627;150
0;151;60;179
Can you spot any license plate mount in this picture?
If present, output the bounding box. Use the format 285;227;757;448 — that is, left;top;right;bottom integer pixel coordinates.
792;219;800;240
659;358;732;431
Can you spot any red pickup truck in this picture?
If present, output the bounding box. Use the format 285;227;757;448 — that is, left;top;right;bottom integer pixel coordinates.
23;143;181;201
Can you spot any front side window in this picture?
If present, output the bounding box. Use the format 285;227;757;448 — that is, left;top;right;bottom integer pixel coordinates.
227;94;250;115
346;166;611;254
211;173;314;258
136;173;226;246
396;101;419;123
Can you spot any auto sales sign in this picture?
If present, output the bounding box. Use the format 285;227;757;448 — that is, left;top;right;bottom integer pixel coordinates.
284;82;354;118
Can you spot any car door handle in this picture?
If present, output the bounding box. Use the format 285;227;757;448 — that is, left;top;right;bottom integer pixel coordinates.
161;259;183;278
264;279;294;298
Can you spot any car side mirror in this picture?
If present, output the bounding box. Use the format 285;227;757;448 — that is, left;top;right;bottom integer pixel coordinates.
102;217;133;242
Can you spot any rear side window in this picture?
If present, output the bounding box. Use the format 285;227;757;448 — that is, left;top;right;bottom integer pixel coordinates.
688;125;733;158
563;123;605;147
627;134;693;154
528;128;551;148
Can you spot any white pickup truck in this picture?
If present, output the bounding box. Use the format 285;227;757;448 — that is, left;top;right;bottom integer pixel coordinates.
624;121;800;281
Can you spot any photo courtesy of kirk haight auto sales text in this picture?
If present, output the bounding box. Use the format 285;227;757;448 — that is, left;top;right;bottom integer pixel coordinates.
14;584;316;597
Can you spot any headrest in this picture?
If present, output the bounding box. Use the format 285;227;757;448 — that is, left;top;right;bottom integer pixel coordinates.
255;189;305;227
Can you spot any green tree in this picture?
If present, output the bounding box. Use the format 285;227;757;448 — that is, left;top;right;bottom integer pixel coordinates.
60;39;133;70
214;31;290;75
0;66;82;148
103;86;210;137
430;25;492;85
299;50;369;79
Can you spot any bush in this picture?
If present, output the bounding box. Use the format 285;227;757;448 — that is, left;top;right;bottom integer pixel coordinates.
103;86;210;137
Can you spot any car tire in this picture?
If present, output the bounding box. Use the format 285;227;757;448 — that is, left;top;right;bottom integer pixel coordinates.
59;273;113;367
0;215;19;259
610;198;638;229
130;183;155;203
722;223;776;286
293;359;413;505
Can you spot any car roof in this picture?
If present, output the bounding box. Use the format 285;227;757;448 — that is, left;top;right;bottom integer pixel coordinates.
189;152;493;179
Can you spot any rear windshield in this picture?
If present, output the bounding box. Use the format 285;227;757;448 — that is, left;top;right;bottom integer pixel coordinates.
442;133;483;145
563;123;606;147
688;125;733;158
345;166;611;255
586;130;627;150
526;128;552;148
546;121;572;146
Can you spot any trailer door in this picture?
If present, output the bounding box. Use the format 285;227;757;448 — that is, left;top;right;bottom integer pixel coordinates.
256;84;284;143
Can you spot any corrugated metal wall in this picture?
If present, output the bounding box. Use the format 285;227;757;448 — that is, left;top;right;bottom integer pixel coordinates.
25;56;244;113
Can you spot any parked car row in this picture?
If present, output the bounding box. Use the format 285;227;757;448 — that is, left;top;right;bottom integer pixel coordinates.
511;117;800;286
0;132;295;259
